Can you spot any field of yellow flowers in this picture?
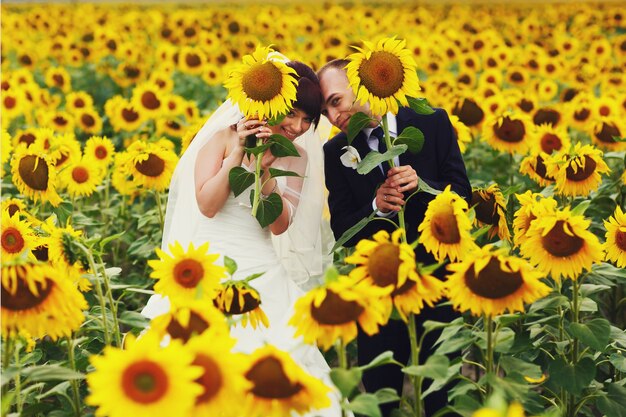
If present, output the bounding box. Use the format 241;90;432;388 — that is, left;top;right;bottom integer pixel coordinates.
1;2;625;417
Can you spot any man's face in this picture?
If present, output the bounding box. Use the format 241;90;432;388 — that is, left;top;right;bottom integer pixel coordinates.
320;68;375;134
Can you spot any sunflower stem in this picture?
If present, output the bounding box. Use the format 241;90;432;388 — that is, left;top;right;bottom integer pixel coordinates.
335;339;348;417
485;314;494;397
66;335;81;417
97;254;122;347
382;115;408;244
153;190;164;233
13;340;22;414
251;139;263;218
407;313;423;417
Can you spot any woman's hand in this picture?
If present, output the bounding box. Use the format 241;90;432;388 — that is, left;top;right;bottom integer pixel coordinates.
235;118;268;150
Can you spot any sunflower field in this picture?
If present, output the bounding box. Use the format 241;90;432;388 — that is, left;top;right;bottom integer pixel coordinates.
1;1;626;417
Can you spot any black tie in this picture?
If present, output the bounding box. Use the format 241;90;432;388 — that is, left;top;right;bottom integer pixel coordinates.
371;127;391;175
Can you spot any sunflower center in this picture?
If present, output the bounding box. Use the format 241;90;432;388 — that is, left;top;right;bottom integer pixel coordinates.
121;360;169;404
534;155;554;180
218;286;261;314
52;74;64;87
33;245;49;262
18;155;49;191
453;98;484;127
367;243;401;287
185;53;201;67
565;155;597;182
471;192;499;225
81;114;95;127
193;354;223;404
310;290;364;325
595;122;620;144
615;230;626;251
2;227;25;254
71;166;90;184
430;207;461;244
493;116;525;143
53;116;68;126
141;91;161;110
122;108;140;122
533;109;560;126
4;96;16;109
1;276;53;311
464;257;523;299
519;99;534;113
241;62;284;102
574;109;590;122
540;133;562;153
7;204;20;217
173;259;204;288
541;220;584;257
166;311;209;342
18;133;36;147
135;154;165;177
95;145;108;159
357;51;405;99
74;98;85;108
246;356;303;399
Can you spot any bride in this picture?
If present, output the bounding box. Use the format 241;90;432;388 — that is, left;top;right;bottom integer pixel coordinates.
142;61;340;415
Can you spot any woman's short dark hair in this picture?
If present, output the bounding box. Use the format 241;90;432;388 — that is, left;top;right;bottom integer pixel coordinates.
287;61;323;127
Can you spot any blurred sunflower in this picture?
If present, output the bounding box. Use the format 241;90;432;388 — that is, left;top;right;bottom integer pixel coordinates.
214;280;269;329
12;128;38;149
111;152;139;196
224;45;298;120
519;151;556;187
289;274;391;350
87;334;203;417
10;146;63;207
44;222;86;271
592;96;620;119
346;36;421;115
44;66;71;93
472;401;527;417
75;108;103;134
58;157;104;198
512;192;558;248
446;245;550;317
84;135;115;168
48;132;82;170
532;106;562;127
131;82;166;117
109;99;145;132
567;94;594;130
449;114;472;153
544;143;610;197
126;141;178;191
65;91;94;114
148;70;175;93
1;210;34;261
1;198;28;218
156;118;185;139
148;241;225;304
1;88;26;121
603;205;626;268
418;185;478;262
481;112;531;155
452;95;485;129
243;345;331;417
505;65;530;87
1;262;87;340
591;117;626;151
177;46;206;75
44;110;76;133
521;206;603;281
530;123;570;155
471;184;511;241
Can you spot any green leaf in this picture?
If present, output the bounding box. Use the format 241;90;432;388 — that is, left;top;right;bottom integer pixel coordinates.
267;113;285;126
330;368;362;398
395;126;425;154
356;144;407;175
323;266;341;284
548;356;595;395
568;318;611;351
269;134;300;157
407;97;435;115
570;200;591;216
229;166;255;197
245;141;271;156
609;353;626;372
345;393;382;417
118;310;149;330
268;167;302;178
598;383;626;417
253;191;283;228
422;320;451;335
417;179;442;196
358;351;403;371
35;381;71;400
51;201;73;226
422;359;463;398
374;388;401;404
331;211;377;252
347;112;377;144
21;365;84;383
223;256;237;275
402;355;449;380
499;356;543;380
98;232;125;251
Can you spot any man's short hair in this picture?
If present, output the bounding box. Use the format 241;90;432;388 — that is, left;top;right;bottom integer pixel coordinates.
316;58;350;80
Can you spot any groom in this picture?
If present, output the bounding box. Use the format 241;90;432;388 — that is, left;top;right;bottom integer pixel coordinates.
318;59;471;417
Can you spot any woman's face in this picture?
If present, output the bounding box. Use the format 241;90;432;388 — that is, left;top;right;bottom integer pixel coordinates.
269;108;314;141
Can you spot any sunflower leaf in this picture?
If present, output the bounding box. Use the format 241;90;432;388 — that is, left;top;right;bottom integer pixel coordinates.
417;178;442;196
374;388;401;404
252;191;283;228
223;256;238;275
598;384;626;417
330;368;363;398
229;166;255;197
21;365;84;384
548;356;595;395
356;145;407;175
570;200;591;216
268;134;300;157
331;211;377;252
395;126;424;154
268;167;302;178
402;355;449;380
344;393;382;417
358;351;403;371
267;113;285;126
407;97;435;115
567;318;611;351
347;112;377;144
244;142;271;157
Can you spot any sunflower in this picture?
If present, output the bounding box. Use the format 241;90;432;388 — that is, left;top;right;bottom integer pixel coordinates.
84;135;115;168
1;88;26;121
45;110;75;134
10;146;63;207
127;141;178;191
1;210;34;261
544;143;610;197
289;274;391;350
156;118;185;139
177;46;206;75
131;82;167;117
446;245;550;317
213;280;269;329
591;117;626;151
65;91;94;114
1;262;87;340
186;331;249;417
12;128;38;149
48;132;82;170
419;185;478;261
58;157;104;198
224;45;298;120
481;112;531;155
520;206;604;281
530;123;570;155
519;151;556;187
148;241;225;304
86;334;203;417
532;106;562;127
472;401;527;417
449;115;472;153
45;222;86;271
1;197;28;218
512;192;558;248
505;65;530;87
603;205;626;268
452;95;485;129
44;66;72;93
111;152;139;196
75;108;103;134
148;70;174;93
471;184;511;242
345;36;421;116
242;345;331;417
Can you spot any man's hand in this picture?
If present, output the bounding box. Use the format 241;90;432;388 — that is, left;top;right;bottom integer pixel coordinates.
375;183;404;213
386;165;419;193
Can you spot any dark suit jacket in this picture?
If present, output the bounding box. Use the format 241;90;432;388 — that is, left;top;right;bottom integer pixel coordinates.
323;107;471;262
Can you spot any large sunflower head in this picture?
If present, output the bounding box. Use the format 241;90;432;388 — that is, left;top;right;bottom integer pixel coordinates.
520;206;604;281
1;262;87;340
471;184;511;242
603;205;626;268
289;273;391;350
591;117;626;151
224;45;298;120
512;191;558;248
519;151;556;187
1;210;35;262
86;334;203;417
481;111;532;155
10;146;63;207
345;36;421;116
242;345;332;417
452;95;485;129
446;245;551;317
530;123;571;155
58;157;105;198
148;241;225;304
544;143;611;197
127;140;178;192
213;280;269;329
418;185;478;262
